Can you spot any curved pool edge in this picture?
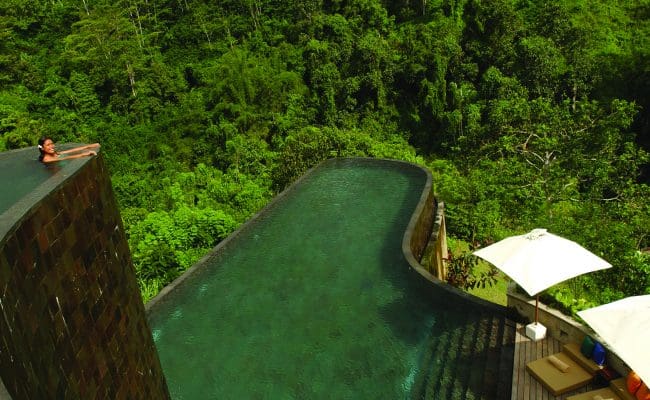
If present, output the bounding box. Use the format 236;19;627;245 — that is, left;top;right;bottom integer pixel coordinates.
398;159;513;316
147;157;511;318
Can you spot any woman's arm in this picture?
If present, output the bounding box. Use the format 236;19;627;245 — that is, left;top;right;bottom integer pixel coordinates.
58;143;101;155
42;150;97;163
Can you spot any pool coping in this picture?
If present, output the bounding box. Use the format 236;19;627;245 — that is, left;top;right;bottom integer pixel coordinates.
146;157;511;317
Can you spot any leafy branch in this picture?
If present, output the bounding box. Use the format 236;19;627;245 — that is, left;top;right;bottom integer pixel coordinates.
445;252;499;291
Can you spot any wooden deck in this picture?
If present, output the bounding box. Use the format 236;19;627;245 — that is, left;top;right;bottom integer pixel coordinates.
512;325;595;400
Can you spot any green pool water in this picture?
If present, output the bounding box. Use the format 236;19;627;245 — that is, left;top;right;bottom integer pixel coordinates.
148;159;506;399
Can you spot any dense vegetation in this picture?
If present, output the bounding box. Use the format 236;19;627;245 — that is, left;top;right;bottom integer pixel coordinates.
1;0;648;311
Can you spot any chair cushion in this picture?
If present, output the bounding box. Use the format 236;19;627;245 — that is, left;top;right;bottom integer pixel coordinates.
581;336;596;358
564;342;602;374
636;383;650;400
627;371;642;394
564;387;618;400
611;377;638;400
527;352;593;396
592;342;606;366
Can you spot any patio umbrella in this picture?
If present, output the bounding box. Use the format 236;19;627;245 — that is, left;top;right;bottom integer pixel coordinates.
473;228;611;327
578;295;650;384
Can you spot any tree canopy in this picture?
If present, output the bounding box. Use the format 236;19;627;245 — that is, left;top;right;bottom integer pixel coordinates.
1;0;648;308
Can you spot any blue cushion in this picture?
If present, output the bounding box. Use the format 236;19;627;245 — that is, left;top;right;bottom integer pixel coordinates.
592;341;606;365
580;336;596;358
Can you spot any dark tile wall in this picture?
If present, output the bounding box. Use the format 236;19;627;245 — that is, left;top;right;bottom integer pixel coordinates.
0;155;170;399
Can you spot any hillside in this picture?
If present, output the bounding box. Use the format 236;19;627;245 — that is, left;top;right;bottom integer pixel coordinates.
1;0;648;306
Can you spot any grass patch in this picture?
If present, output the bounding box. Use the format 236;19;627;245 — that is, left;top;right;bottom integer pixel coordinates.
466;262;509;306
447;237;509;306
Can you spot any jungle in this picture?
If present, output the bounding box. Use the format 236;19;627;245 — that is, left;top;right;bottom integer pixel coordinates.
1;0;648;312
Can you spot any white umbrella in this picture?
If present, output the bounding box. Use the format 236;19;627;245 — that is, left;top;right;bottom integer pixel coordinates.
473;228;611;336
578;295;650;384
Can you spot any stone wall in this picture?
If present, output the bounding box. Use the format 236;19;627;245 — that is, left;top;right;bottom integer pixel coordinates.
0;152;169;399
401;162;511;315
401;163;435;269
418;201;448;279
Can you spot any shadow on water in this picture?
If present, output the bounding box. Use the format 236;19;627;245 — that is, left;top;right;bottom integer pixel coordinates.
371;167;450;346
372;166;515;399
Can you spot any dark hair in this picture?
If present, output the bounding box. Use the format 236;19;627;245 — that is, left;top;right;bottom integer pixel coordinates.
37;136;53;162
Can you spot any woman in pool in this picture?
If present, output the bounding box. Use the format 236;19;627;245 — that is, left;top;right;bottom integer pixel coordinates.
38;137;100;163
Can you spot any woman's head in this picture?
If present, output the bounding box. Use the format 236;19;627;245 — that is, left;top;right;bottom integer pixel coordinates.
37;137;55;162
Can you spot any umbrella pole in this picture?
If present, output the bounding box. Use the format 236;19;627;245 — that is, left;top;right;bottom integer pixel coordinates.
526;294;547;341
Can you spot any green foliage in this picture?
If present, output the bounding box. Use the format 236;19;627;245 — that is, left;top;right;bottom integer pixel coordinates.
446;251;499;291
128;206;237;281
272;126;366;189
2;0;648;307
544;285;599;317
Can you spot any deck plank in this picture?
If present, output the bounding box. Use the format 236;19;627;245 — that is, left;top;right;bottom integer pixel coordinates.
512;325;529;400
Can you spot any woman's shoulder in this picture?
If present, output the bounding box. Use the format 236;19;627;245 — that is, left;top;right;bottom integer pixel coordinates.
41;154;59;163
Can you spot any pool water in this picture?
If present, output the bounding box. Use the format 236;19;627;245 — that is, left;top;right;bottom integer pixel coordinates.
148;159;511;399
0;146;90;215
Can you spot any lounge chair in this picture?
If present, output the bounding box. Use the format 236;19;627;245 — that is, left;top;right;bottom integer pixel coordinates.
526;335;609;396
565;386;620;400
563;342;604;375
526;351;594;396
565;377;636;400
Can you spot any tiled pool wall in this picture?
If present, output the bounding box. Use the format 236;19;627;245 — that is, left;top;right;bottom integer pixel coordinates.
0;152;169;399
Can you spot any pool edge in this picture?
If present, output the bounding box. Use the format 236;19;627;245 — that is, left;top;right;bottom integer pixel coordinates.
396;158;513;315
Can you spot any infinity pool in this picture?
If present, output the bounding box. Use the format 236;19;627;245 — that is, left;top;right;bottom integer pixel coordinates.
0;146;90;215
147;158;512;399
